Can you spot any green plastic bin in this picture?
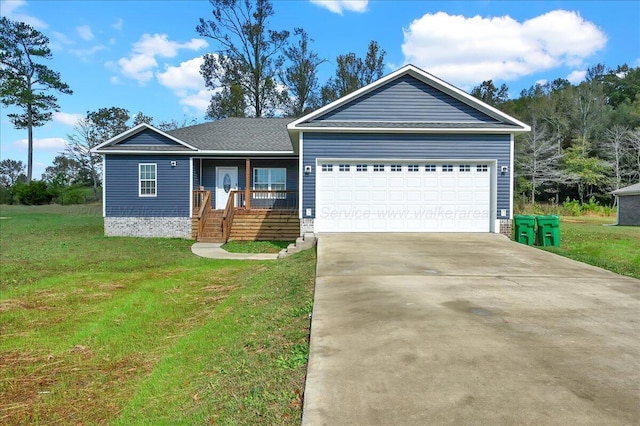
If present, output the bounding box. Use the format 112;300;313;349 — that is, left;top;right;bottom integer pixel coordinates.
536;215;560;247
513;215;536;246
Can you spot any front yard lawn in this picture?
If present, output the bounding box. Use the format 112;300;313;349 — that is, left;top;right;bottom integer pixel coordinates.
541;216;640;280
0;204;316;425
223;240;292;254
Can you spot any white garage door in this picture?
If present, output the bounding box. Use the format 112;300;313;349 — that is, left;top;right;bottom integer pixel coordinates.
315;161;491;232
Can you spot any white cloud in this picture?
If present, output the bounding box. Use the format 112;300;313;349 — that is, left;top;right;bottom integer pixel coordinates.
1;0;48;28
112;18;124;31
310;0;368;14
69;45;107;59
156;56;212;113
567;70;586;84
401;10;607;87
76;25;94;41
53;112;83;127
13;137;68;150
51;31;74;46
535;79;548;86
156;56;205;91
116;33;208;85
180;89;213;112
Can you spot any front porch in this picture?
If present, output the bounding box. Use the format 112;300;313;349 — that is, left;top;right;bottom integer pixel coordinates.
192;189;300;243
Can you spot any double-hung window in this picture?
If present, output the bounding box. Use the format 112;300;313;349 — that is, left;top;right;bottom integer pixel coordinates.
139;163;157;197
253;168;286;199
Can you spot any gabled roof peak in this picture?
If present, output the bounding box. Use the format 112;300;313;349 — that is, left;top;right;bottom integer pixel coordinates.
288;64;530;133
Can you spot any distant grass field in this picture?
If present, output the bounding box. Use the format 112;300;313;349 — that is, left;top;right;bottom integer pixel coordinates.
541;216;640;280
0;204;316;425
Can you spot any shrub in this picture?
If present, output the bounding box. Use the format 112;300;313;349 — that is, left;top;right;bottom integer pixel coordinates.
562;198;582;216
0;186;14;204
57;186;86;205
13;181;54;205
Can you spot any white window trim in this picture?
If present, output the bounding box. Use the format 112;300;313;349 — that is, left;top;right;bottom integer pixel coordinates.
139;163;157;197
253;167;286;199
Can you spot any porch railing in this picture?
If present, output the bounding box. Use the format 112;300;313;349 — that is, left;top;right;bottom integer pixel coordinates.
193;189;210;213
222;190;237;241
196;190;212;238
235;190;298;211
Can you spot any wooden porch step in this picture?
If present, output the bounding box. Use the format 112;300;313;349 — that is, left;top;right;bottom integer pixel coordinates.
198;236;225;243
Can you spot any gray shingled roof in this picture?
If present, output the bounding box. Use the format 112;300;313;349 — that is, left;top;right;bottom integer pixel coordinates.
297;121;521;129
167;117;295;152
612;182;640;196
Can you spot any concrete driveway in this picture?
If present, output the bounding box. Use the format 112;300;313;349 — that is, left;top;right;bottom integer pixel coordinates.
302;233;640;425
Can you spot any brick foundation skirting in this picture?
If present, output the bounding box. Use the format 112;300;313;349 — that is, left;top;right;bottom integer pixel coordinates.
499;219;513;239
105;217;192;239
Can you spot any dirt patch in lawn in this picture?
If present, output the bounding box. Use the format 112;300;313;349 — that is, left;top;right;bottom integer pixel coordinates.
0;348;155;424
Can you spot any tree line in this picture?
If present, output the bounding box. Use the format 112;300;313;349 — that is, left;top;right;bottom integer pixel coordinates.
2;0;638;208
483;64;640;206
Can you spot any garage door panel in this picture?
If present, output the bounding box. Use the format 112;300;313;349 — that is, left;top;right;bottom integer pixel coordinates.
316;161;491;233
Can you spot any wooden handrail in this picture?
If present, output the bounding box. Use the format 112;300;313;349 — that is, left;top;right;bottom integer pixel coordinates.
222;190;237;241
197;190;211;238
193;189;208;212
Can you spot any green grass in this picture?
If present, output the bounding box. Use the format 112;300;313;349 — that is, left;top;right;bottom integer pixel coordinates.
0;204;316;425
540;216;640;279
223;240;292;253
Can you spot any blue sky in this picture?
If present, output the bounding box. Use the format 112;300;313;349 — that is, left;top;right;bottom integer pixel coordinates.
1;0;639;179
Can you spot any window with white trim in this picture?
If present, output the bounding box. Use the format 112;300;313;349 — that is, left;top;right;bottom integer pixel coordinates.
139;163;157;197
253;167;286;199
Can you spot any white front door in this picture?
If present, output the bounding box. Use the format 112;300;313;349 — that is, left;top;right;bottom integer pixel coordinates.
215;167;238;209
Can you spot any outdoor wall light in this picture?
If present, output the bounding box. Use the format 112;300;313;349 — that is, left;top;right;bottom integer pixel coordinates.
170;160;177;167
304;165;312;175
501;165;508;175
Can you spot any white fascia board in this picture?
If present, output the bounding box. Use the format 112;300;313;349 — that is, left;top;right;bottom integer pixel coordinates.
509;134;515;219
293;126;529;134
94;149;200;155
91;123;198;152
97;150;296;156
197;150;295;155
298;132;303;219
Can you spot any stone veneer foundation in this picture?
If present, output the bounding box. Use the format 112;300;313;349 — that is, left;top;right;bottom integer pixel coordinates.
300;218;314;235
499;219;513;239
105;217;192;239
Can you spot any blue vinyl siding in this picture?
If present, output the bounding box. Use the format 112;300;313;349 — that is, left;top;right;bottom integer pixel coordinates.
198;158;298;208
115;129;183;146
105;155;191;217
302;133;511;219
314;75;498;123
